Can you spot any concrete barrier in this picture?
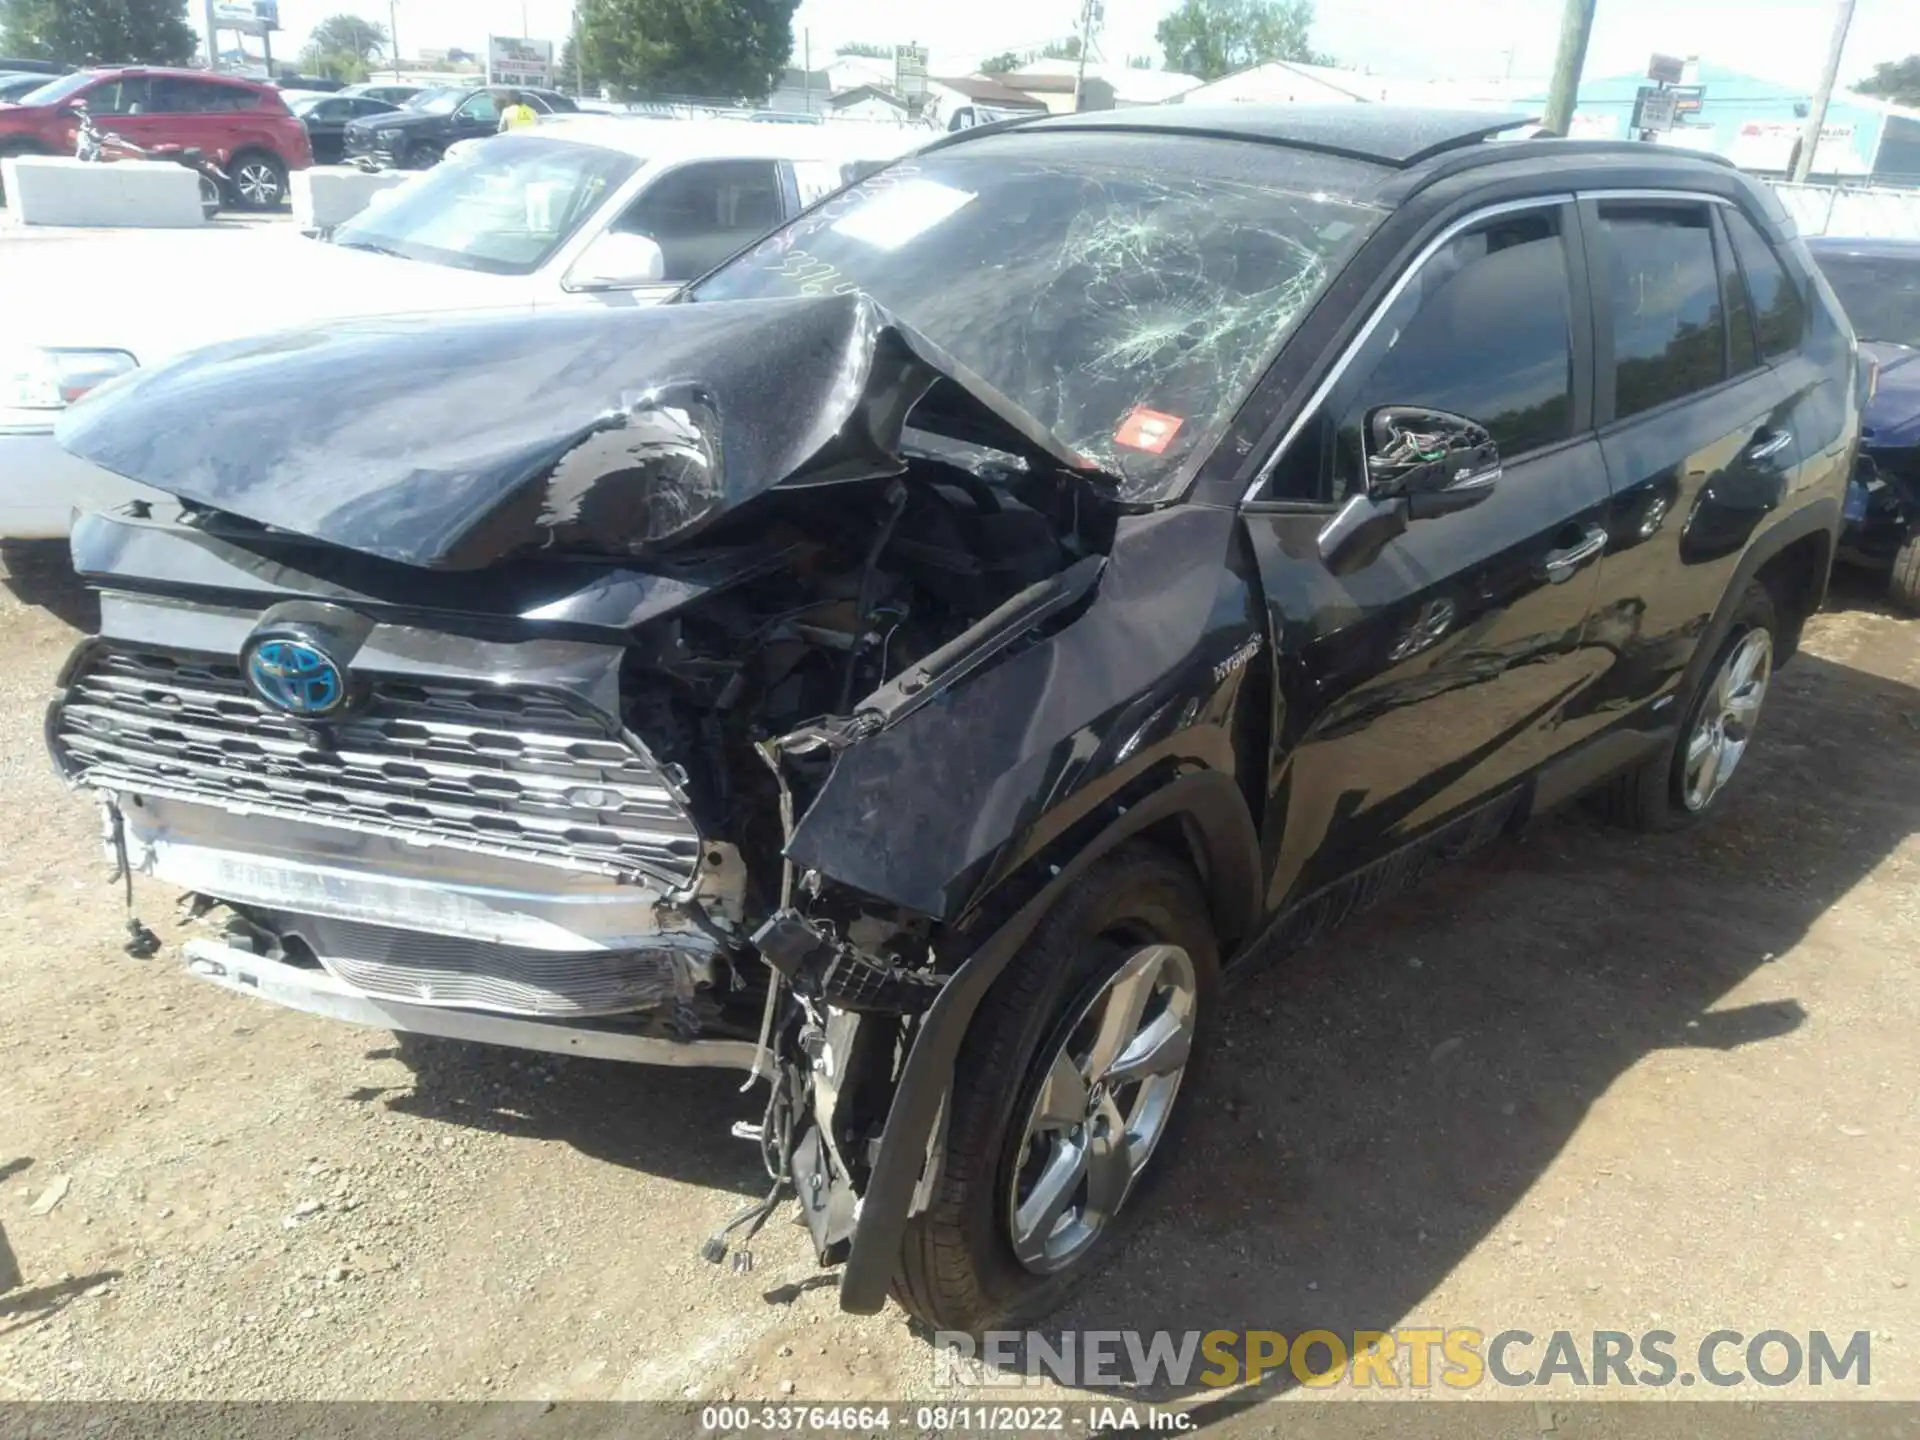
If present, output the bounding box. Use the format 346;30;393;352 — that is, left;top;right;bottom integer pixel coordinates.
291;166;411;230
1;155;206;227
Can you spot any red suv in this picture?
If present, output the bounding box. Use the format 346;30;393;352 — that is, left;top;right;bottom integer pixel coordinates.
0;67;312;209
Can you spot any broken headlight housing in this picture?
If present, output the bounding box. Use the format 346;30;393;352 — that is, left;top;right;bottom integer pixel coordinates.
0;347;138;412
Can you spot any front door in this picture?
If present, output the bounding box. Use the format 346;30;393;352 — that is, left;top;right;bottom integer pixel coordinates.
1242;200;1615;909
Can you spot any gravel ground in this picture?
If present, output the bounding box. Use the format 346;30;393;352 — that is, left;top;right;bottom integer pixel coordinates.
0;545;1915;1412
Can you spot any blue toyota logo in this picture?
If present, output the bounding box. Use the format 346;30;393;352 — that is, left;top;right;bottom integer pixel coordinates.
246;637;348;718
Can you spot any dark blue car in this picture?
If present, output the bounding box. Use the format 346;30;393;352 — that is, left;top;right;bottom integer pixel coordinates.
1808;235;1920;609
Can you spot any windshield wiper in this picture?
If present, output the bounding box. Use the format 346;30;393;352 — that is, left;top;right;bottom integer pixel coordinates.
332;238;406;258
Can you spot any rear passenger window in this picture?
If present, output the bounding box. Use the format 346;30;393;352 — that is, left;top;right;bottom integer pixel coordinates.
1266;206;1575;501
1723;209;1806;358
1598;204;1725;421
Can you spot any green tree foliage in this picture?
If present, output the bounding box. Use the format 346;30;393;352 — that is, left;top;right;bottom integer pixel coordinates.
306;13;387;61
1038;35;1082;60
1155;0;1327;81
978;50;1021;73
0;0;196;66
1856;55;1920;108
579;0;798;101
835;41;892;59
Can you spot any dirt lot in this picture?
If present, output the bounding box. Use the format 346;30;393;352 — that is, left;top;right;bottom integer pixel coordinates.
0;548;1915;1410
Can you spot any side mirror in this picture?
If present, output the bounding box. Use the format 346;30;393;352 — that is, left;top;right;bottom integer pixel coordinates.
1317;406;1500;572
1365;406;1501;518
566;230;667;292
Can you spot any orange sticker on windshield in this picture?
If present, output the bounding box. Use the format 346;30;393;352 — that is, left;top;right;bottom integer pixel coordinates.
1114;407;1184;454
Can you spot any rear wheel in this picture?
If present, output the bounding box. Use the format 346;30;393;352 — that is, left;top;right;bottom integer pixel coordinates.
228;152;287;210
891;843;1219;1333
1589;582;1777;831
408;141;445;170
1890;535;1920;614
197;173;221;220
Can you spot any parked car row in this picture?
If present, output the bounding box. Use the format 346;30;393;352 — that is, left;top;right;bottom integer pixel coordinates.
0;116;917;538
0;65;311;208
341;85;579;169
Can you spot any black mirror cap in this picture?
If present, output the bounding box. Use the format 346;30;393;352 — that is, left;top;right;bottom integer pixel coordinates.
1364;405;1502;500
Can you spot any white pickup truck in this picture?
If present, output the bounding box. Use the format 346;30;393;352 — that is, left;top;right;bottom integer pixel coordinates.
1;117;921;539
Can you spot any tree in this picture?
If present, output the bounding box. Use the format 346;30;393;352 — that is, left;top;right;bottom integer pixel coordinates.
1156;0;1328;81
306;13;388;62
1856;55;1920;108
580;0;798;101
1127;54;1154;68
979;50;1021;73
835;41;893;59
0;0;196;66
1038;35;1082;60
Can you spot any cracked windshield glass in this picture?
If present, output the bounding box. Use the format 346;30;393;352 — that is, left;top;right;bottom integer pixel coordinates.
692;131;1383;499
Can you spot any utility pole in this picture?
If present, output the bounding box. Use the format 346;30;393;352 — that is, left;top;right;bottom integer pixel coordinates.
803;29;812;115
1541;0;1598;136
574;3;585;94
203;0;220;71
1792;0;1856;182
389;0;401;79
1071;0;1100;111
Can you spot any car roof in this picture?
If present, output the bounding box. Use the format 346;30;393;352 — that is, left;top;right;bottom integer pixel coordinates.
521;114;922;164
83;65;268;88
1805;235;1920;260
1017;104;1540;168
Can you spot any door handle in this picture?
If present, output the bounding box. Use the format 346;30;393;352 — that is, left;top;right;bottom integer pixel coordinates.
1539;525;1608;584
1746;429;1793;461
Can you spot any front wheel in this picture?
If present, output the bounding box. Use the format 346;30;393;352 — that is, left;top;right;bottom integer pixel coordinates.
1890;535;1920;614
228;152;287;210
892;843;1219;1333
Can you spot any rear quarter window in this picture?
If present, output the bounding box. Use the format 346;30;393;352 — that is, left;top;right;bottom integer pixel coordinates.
1723;209;1806;358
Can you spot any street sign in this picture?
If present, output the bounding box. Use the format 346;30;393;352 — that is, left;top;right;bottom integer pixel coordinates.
488;36;555;88
1633;86;1678;133
1667;83;1707;116
1647;52;1685;85
212;1;279;36
895;43;929;101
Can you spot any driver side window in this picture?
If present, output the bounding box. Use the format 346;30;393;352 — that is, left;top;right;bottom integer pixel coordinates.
1266;206;1577;502
457;92;499;124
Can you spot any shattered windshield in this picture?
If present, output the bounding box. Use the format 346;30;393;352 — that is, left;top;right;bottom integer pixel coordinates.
691;130;1384;501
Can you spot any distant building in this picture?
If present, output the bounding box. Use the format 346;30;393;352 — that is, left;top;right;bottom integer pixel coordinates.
998;58;1201;107
924;75;1050;130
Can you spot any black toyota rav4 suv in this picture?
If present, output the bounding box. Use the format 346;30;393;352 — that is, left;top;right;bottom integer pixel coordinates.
48;108;1859;1332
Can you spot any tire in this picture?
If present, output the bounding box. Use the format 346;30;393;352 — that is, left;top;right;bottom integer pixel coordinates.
197;173;221;221
1890;535;1920;614
892;842;1220;1334
227;151;288;210
408;142;445;170
1588;581;1778;832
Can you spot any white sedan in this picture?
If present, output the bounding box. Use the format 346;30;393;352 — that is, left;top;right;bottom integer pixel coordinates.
1;117;922;539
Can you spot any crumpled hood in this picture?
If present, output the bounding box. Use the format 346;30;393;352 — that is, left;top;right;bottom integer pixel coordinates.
56;293;1096;570
1863;341;1920;448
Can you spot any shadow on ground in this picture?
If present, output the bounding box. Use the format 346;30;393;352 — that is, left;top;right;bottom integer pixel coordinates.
0;541;98;633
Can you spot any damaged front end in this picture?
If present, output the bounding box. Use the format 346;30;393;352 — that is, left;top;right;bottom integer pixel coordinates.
46;293;1144;1275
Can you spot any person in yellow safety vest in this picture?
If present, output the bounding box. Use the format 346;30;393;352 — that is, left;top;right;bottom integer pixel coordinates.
498;91;539;133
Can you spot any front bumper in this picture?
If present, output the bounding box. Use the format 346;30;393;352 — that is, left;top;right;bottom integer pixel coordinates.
0;428;168;542
182;939;759;1068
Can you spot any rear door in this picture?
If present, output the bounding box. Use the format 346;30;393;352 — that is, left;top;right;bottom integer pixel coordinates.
1578;196;1796;723
1241;198;1615;905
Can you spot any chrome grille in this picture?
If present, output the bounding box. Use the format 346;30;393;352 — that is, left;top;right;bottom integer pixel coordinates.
300;917;711;1018
53;644;702;884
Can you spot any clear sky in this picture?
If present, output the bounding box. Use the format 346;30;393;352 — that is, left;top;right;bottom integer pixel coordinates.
230;0;1909;90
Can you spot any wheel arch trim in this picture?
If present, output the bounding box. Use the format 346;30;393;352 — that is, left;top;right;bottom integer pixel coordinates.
837;768;1259;1314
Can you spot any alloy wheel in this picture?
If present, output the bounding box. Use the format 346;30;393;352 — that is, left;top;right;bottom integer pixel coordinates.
1007;942;1198;1274
235;161;281;207
1682;627;1772;812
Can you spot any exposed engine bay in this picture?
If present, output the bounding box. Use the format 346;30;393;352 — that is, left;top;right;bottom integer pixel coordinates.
46;294;1133;1273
